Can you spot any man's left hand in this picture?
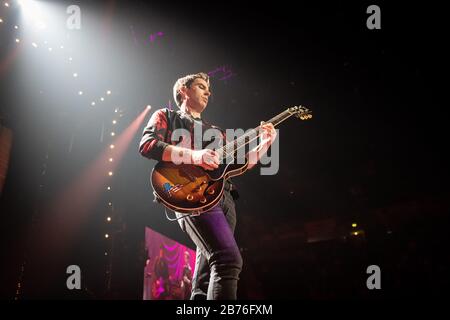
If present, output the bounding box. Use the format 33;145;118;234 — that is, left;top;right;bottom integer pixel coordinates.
260;121;277;145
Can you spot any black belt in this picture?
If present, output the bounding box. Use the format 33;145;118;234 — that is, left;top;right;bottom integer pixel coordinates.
224;181;239;200
224;180;234;191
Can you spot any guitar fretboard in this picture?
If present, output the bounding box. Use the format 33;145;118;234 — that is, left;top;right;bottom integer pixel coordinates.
217;109;295;162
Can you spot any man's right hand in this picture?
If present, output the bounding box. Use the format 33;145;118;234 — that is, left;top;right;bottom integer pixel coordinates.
191;149;220;171
162;145;220;171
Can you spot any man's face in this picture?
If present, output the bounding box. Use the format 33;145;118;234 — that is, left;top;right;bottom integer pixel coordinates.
182;78;211;112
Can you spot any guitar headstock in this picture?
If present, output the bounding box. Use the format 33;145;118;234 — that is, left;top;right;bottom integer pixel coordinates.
288;105;312;120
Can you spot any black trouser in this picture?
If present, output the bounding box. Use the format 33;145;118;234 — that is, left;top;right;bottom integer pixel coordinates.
176;187;242;300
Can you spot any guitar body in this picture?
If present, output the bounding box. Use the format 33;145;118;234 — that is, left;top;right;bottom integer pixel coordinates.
151;159;249;214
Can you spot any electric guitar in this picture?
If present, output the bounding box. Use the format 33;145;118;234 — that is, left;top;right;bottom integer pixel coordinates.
150;106;312;215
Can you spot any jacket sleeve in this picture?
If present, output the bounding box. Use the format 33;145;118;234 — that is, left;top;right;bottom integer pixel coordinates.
139;109;170;161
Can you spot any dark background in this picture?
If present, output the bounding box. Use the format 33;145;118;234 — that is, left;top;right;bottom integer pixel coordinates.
0;0;448;299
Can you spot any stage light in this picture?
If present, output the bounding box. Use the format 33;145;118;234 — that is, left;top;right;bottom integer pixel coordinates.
48;47;52;52
14;25;18;29
69;57;73;61
352;223;357;228
32;42;37;47
105;234;109;238
73;72;78;77
147;105;151;110
110;144;114;149
4;2;9;7
17;0;49;31
36;21;45;29
60;45;63;49
112;120;117;124
353;232;358;236
0;18;3;23
104;252;108;256
107;90;111;95
111;132;115;136
109;158;113;162
100;97;104;101
78;91;83;95
108;171;113;176
15;38;20;43
91;102;96;106
107;217;111;222
108;202;112;206
114;109;118;113
107;186;111;190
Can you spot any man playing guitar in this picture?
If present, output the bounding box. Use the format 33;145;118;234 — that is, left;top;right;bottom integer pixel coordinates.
139;72;276;300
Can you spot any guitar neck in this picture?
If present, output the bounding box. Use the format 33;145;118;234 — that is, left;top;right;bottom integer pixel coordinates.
265;109;295;128
218;109;294;161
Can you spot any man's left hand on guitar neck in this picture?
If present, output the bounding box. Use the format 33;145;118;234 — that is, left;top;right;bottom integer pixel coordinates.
247;122;277;170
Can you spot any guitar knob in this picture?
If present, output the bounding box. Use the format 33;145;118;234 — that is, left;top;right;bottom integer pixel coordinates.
186;194;194;201
199;197;207;204
207;188;215;195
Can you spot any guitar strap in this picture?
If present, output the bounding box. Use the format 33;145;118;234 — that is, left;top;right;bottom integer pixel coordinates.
164;208;191;221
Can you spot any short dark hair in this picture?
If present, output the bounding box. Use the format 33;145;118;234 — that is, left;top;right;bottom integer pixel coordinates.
173;72;210;107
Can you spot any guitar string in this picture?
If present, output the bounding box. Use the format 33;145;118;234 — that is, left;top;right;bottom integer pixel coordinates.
217;112;288;159
217;111;295;162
